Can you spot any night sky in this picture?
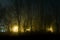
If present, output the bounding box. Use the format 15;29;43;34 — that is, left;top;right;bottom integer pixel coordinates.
0;0;60;11
0;0;60;8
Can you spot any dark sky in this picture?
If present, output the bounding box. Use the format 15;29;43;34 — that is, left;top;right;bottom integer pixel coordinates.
0;0;60;8
0;0;60;18
0;0;14;8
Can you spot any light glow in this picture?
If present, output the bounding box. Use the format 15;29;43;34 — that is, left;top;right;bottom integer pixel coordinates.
26;28;31;32
47;26;53;32
11;25;18;33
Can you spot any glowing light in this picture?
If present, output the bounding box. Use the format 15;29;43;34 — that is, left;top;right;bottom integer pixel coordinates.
26;28;31;32
11;25;18;33
0;27;7;32
47;26;53;32
0;30;5;32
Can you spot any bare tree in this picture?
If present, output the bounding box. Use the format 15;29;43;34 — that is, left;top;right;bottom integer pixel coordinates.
15;0;22;33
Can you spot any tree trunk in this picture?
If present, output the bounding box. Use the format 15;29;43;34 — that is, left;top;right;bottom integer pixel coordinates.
15;0;21;33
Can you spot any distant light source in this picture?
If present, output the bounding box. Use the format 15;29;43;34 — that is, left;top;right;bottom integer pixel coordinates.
47;26;53;32
1;30;6;32
11;25;18;33
26;28;31;32
0;26;7;32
